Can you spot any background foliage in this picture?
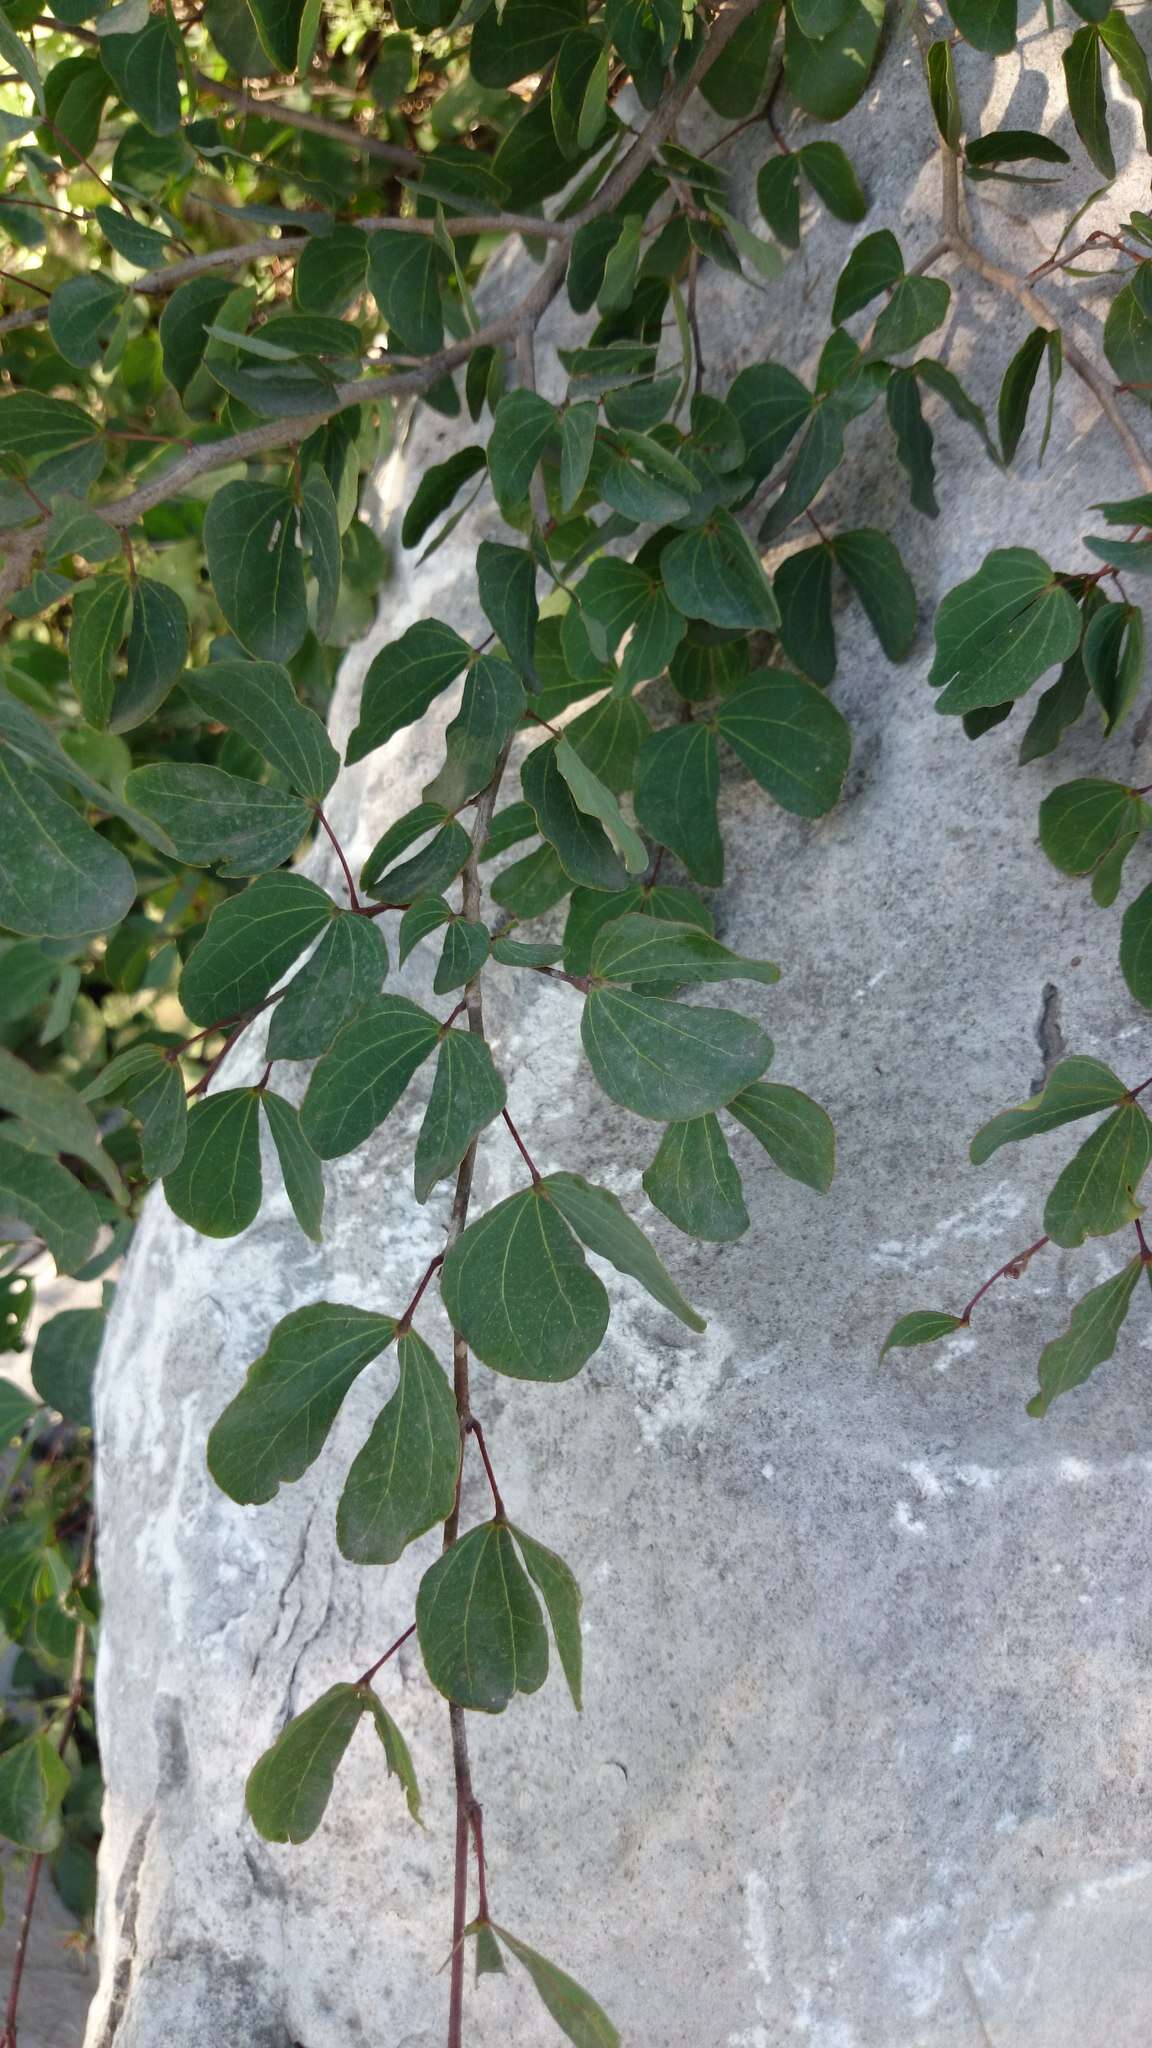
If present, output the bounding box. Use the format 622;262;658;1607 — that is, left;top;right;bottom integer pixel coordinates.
0;0;1151;2038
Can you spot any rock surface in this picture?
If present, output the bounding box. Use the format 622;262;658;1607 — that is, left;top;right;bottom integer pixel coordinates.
86;26;1152;2048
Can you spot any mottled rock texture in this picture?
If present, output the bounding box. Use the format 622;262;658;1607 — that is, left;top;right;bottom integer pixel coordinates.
86;25;1152;2048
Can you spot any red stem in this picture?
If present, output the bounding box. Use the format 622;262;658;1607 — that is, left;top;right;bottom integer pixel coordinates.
314;804;361;911
356;1622;416;1690
501;1107;541;1184
397;1253;445;1331
467;1419;505;1519
960;1235;1050;1325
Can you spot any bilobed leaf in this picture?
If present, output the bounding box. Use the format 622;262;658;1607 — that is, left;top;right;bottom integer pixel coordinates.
368;231;444;355
577;559;685;686
0;392;100;471
833;529;918;660
0;1735;69;1854
725;362;812;483
399;895;453;963
267;914;388;1061
48;272;124;371
476;542;537;679
423;655;525;812
643;1115;749;1241
402;447;487;551
590;914;779;989
414;1030;506;1204
661;511;780;632
0;755;135;939
698;0;779;114
510;1526;583;1709
832;228;902;323
346;620;471;766
759;403;845;541
417;1520;549;1712
107;1048;187;1179
1063;22;1115;177
99;19;180;134
362;1692;422;1824
970;1055;1128;1164
522;739;629;893
1099;8;1152;149
164;1089;263;1239
1028;1256;1143;1416
775;543;835;684
886;367;937;517
798;139;867;220
203;482;309;664
1043;1101;1152;1248
999;328;1051;464
1121;880;1152;1006
490;843;570;918
555;738;647;877
70;576;131;730
633;723;723;886
784;0;883;122
870;277;950;358
551;29;609;157
299;995;440;1159
337;1329;459;1564
1038;779;1144;875
178;873;333;1025
294;225;368;316
441;1186;609;1381
487;390;556;515
560;402;598;510
209;1302;397;1505
434;919;489;994
0;1136;99;1276
124;763;312;876
948;0;1016;52
113;577;189;731
544;1169;705;1331
727;1081;836;1192
494;1927;620;2048
757;154;801;248
1082;600;1145;735
471;0;583;85
300;466;342;642
581;990;772;1121
881;1310;966;1357
260;1091;324;1244
928;548;1081;714
246;1685;368;1845
185;659;339;801
715;674;850;817
965;128;1070;169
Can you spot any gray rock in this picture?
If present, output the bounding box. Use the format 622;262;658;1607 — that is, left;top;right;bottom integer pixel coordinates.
86;26;1152;2048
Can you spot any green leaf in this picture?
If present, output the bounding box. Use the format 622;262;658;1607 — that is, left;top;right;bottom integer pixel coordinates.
915;356;998;463
368;230;446;356
1121;879;1152;1006
185;659;339;801
632;724;722;887
555;737;646;877
928;548;1082;714
209;1302;396;1505
362;1692;422;1824
203;482;309;664
245;0;312;70
299;995;440;1159
47;272;124;371
551;29;610;156
260;1091;324;1243
94;202;172;267
0;1375;38;1441
346;621;471;767
947;0;1016;52
164;1089;262;1239
124;763;312;876
246;1685;367;1845
881;1309;966;1357
870;277;950;358
1099;8;1152;151
757;154;801;248
1038;778;1143;875
544;1169;705;1330
886;367;938;517
0;1136;99;1275
471;0;583;85
1019;644;1093;763
565;694;649;796
490;842;570;919
0;1047;123;1201
337;1328;459;1564
441;1186;609;1381
800;139;867;221
361;814;470;907
1083;599;1145;734
471;1922;507;1977
0;1735;69;1854
0;754;135;939
487;390;556;515
784;0;883;121
775;543;835;684
966;128;1070;169
267;914;388;1062
643;1114;749;1241
510;1525;583;1709
590;913;779;990
104;1047;187;1179
399;895;453;963
727;1081;836;1192
998;327;1056;464
698;0;780;116
414;1030;506;1204
1063;23;1115;177
99;19;180;134
294;225;368;316
417;1521;548;1713
715;673;850;817
1043;1101;1152;1247
494;1927;619;2048
577;559;685;686
832;229;902;323
434;919;489;995
402;447;487;551
0;391;100;472
522;738;629;893
423;655;525;812
970;1056;1128;1165
69;576;131;730
300;465;342;642
559;401;598;510
30;1305;103;1426
476;542;537;680
178;873;333;1026
1028;1256;1143;1416
581;990;772;1121
926;37;961;147
725;362;812;483
0;4;44;110
113;576;189;732
661;512;780;632
833;529;917;660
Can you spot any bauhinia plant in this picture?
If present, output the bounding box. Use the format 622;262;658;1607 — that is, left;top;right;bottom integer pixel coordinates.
1;0;1151;2038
